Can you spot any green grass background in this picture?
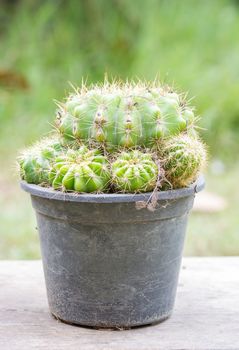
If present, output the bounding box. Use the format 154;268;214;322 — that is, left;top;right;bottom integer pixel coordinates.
0;0;239;258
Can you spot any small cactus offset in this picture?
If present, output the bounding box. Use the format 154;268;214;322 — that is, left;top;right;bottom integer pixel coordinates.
18;137;63;185
161;134;207;188
56;82;195;150
111;150;159;193
49;146;110;192
18;79;207;193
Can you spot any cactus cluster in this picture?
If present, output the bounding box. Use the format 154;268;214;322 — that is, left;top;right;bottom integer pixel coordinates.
18;138;63;185
18;80;207;193
49;146;110;192
161;135;206;188
112;151;158;193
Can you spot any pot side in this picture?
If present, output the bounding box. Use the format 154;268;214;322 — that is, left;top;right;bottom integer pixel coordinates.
21;176;204;328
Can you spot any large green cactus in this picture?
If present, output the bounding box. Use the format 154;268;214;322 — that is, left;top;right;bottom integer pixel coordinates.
49;146;110;192
161;134;207;188
111;150;159;193
56;83;195;150
18;137;63;185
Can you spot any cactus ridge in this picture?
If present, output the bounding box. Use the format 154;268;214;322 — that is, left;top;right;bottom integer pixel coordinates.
111;150;159;193
162;135;207;188
49;146;110;193
18;137;63;185
56;81;196;150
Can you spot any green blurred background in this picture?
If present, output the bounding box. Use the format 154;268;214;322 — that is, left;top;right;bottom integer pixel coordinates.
0;0;239;259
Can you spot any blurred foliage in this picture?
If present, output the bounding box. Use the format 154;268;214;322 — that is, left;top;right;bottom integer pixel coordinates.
0;0;239;258
1;0;239;159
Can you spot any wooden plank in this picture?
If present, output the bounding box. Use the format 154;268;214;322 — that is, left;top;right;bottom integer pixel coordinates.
0;258;238;350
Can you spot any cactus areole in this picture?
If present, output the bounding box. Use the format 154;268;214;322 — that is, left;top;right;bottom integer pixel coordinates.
19;80;206;328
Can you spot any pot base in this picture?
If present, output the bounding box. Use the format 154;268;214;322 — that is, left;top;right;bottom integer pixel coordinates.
51;311;171;330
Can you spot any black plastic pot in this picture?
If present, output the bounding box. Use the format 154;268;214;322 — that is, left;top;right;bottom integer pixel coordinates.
21;176;204;328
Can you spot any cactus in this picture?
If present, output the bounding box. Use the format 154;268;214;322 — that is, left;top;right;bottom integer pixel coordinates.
161;135;207;188
56;82;195;150
49;146;110;192
18;137;63;185
111;150;159;193
18;80;207;194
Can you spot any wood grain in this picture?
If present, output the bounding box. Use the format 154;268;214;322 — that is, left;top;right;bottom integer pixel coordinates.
0;258;238;350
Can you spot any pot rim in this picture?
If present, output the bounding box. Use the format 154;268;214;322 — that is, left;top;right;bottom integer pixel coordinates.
20;175;205;203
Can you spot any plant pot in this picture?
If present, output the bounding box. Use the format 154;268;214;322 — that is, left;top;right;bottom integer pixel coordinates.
21;176;204;328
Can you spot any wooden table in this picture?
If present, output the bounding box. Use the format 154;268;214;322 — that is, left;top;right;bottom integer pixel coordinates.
0;258;238;350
